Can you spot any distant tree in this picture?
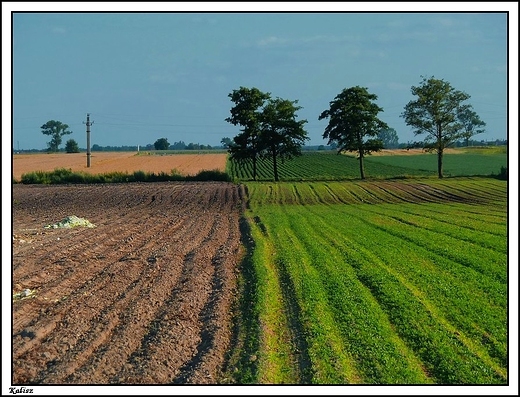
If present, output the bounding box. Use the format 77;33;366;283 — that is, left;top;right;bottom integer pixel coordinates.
171;141;186;150
225;87;271;181
260;97;309;181
41;120;73;152
457;105;486;146
65;139;80;153
319;86;388;179
220;137;233;148
154;138;170;150
401;76;479;178
377;127;400;149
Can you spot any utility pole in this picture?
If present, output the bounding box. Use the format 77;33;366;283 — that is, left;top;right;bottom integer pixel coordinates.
83;113;93;167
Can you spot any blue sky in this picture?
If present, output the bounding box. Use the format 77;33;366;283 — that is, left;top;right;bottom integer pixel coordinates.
6;4;515;150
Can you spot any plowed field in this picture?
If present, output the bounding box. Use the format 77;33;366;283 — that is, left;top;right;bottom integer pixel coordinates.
12;182;244;384
12;152;228;181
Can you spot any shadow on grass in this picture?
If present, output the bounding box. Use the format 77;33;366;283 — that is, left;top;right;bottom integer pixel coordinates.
221;216;261;384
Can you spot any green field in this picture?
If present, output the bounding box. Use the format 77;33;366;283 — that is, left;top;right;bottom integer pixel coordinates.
227;149;507;181
366;153;507;177
226;178;508;384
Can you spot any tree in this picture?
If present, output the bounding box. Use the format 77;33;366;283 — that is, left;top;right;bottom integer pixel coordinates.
457;105;486;146
154;137;170;150
401;76;476;178
319;86;388;179
220;137;232;149
41;120;72;152
171;141;186;150
65;139;80;153
225;87;271;181
377;127;400;149
260;98;309;181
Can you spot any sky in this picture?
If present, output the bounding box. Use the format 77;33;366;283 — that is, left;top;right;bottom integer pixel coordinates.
5;3;516;152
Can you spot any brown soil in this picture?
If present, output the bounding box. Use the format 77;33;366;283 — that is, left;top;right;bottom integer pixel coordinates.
12;152;228;181
12;182;244;384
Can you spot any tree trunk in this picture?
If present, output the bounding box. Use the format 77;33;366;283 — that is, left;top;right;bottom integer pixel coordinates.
437;149;444;178
359;151;365;180
272;149;279;182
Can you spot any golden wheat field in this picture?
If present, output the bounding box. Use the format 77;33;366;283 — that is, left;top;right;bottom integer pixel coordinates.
12;152;228;181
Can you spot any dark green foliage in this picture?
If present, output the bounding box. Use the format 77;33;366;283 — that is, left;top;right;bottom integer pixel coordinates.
154;137;170;150
260;97;309;181
225;87;271;181
225;87;309;181
401;76;485;178
65;139;80;153
188;170;230;181
319;86;388;179
457;105;486;146
493;166;508;180
40;120;73;152
377;128;400;149
19;168;230;184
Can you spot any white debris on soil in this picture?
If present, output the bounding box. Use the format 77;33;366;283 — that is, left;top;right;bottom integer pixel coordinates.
13;289;36;301
44;215;96;229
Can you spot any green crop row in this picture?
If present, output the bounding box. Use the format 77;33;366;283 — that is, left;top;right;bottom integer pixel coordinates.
227;178;508;384
227;151;507;182
245;177;507;206
366;153;507;177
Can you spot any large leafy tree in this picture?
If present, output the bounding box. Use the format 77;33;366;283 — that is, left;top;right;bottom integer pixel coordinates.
40;120;73;152
319;86;388;179
154;137;170;150
457;104;486;146
260;98;309;181
401;76;478;178
225;87;271;181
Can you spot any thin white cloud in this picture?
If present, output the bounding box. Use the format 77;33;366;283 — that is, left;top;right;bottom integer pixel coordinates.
257;36;288;47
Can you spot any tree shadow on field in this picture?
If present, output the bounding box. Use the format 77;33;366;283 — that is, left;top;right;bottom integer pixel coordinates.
221;216;261;384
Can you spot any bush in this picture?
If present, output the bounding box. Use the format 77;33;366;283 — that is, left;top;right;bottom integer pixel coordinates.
497;166;508;180
65;139;80;153
189;169;231;181
133;170;148;182
17;168;232;184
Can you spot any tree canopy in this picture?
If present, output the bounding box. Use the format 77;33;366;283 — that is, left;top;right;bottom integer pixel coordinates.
225;87;308;181
40;120;73;152
154;137;170;150
401;76;482;178
65;139;80;153
377;128;400;149
260;98;309;181
319;86;388;179
225;87;271;181
457;105;486;146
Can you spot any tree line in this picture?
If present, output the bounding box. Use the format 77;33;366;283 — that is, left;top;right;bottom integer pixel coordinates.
36;76;489;179
224;76;488;179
